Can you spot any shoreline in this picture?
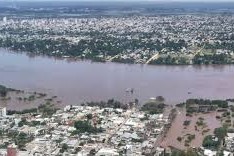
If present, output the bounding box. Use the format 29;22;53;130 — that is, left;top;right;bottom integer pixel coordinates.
1;48;234;67
1;83;234;111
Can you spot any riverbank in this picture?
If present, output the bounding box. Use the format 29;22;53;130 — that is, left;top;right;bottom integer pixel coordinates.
2;47;234;66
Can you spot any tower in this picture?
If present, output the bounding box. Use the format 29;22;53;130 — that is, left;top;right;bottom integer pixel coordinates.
3;17;7;23
0;107;7;117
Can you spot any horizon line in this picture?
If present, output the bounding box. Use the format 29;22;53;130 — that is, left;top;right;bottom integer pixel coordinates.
1;0;234;2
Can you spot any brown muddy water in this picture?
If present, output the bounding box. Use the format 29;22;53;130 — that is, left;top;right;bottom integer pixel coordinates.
160;108;221;150
1;49;234;109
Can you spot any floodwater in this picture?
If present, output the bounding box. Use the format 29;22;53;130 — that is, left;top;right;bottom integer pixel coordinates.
1;48;234;109
160;108;221;150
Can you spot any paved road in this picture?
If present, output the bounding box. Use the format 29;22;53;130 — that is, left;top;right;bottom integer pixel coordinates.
146;53;159;64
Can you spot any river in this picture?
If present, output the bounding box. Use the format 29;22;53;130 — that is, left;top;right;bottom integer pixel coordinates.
0;48;234;108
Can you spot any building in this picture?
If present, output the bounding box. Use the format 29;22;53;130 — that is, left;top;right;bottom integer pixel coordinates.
7;144;17;156
0;107;7;117
3;17;7;23
204;149;217;156
225;133;234;152
96;148;119;156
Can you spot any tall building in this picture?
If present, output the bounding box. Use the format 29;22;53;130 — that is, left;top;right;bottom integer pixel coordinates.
3;17;7;23
0;107;7;117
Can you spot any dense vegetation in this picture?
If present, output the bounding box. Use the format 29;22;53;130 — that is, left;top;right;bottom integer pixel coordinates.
83;99;129;110
214;127;227;140
202;127;227;149
0;85;8;97
38;102;58;117
1;31;233;65
5;131;34;150
7;108;38;115
185;99;228;108
193;53;231;65
202;135;220;149
205;42;234;54
73;120;103;134
18;118;42;127
177;99;229;114
171;149;199;156
0;34;187;58
7;102;57;117
141;97;165;114
149;55;189;65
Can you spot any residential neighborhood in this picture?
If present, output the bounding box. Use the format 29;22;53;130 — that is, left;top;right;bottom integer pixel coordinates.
0;104;169;156
0;14;234;64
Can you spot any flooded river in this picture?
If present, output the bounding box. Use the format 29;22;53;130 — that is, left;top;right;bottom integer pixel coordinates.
1;49;234;108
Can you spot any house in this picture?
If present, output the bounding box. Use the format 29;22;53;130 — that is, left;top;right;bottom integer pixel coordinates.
204;149;217;156
96;148;119;156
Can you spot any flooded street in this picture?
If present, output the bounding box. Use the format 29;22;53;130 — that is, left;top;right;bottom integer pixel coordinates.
1;49;234;109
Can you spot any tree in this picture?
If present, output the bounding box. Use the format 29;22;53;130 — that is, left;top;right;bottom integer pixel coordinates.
38;102;57;117
141;101;165;114
0;130;3;142
156;96;165;103
186;149;199;156
74;120;102;134
86;114;93;120
171;149;199;156
60;143;68;153
15;132;33;149
89;149;96;156
214;127;227;140
18;118;27;127
0;85;7;97
171;150;186;156
134;99;139;106
202;135;220;149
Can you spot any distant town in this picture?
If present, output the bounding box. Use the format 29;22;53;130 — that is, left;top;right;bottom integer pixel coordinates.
0;3;234;65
